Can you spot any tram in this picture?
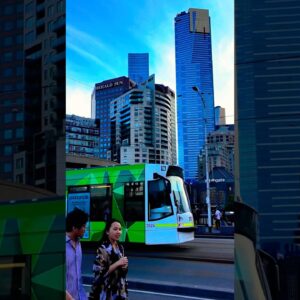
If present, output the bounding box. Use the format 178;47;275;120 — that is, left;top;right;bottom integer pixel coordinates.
0;196;65;299
66;164;195;244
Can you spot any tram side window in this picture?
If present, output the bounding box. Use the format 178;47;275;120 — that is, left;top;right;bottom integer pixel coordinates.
148;178;173;221
0;256;30;299
90;185;112;221
124;182;144;221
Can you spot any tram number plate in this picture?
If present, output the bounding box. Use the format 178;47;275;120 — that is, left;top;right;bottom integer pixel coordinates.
146;224;155;228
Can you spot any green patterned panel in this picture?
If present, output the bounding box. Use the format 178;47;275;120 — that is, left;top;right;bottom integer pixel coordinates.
67;164;146;243
0;197;65;298
127;222;145;243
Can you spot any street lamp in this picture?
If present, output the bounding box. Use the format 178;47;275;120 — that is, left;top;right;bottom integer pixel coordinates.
192;86;212;232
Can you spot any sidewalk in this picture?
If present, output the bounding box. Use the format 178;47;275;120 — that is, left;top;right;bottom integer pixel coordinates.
195;224;234;237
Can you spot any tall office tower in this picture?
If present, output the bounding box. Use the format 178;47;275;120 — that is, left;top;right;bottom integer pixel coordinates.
235;0;300;298
0;0;65;195
66;115;100;158
175;9;215;180
91;76;136;159
214;106;226;126
109;75;177;165
128;53;149;84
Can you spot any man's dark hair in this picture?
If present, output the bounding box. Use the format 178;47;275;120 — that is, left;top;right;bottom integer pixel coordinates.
66;208;89;232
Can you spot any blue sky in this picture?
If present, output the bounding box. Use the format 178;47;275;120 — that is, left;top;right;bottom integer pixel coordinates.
67;0;234;122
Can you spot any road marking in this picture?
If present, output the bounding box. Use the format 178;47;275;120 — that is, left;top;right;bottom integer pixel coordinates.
84;285;217;300
128;288;215;300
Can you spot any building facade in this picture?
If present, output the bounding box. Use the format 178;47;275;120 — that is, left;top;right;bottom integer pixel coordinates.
91;76;136;159
175;8;215;180
235;0;300;298
66;114;100;158
199;124;234;178
0;0;65;196
128;53;149;84
108;75;177;165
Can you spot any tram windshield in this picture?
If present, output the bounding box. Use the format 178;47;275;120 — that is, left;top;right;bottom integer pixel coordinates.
168;176;190;214
148;177;173;221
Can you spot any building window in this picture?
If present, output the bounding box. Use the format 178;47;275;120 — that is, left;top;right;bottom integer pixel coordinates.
3;68;13;77
4;21;14;31
3;52;13;62
16;67;23;76
3;36;13;46
25;1;34;13
4;146;12;156
25;31;35;44
57;0;64;13
48;5;55;16
4;5;14;15
4;129;13;140
25;17;34;29
16;3;23;13
4;113;13;123
16;174;24;183
16;158;24;169
48;21;54;32
16;128;24;139
16;19;23;29
16;51;23;60
4;163;12;173
16;112;24;121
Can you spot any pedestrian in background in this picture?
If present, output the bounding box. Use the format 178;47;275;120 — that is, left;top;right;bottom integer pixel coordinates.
214;207;222;230
88;219;128;300
66;208;89;300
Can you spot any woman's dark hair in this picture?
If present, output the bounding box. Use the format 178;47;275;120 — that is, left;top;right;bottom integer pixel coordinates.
99;218;121;244
66;208;89;232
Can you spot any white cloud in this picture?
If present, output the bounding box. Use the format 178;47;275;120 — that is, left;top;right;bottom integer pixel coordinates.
213;37;234;124
66;85;92;118
67;26;108;51
68;43;118;77
153;44;176;90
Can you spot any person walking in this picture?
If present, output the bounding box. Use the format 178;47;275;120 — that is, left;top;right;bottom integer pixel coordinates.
66;208;89;300
214;207;222;230
88;219;128;300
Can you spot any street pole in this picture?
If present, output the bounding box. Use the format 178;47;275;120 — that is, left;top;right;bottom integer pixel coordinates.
192;86;212;232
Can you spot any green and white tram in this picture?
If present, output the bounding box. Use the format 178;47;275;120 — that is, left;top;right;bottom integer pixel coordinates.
66;164;195;244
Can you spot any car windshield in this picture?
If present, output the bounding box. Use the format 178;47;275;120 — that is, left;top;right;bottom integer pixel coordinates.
168;176;190;214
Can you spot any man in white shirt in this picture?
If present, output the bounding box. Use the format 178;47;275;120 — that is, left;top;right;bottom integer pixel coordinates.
214;208;222;230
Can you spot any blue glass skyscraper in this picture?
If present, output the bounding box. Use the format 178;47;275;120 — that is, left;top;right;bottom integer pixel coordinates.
128;53;149;84
235;0;300;298
175;9;215;179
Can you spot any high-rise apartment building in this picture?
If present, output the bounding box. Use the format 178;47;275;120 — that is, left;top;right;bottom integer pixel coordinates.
175;8;215;179
235;0;300;298
66;114;100;158
199;125;234;178
214;106;226;126
109;75;177;165
91;76;136;159
128;53;149;84
0;0;65;195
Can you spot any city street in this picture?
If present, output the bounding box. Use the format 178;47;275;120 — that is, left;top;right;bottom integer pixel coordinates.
82;238;234;299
